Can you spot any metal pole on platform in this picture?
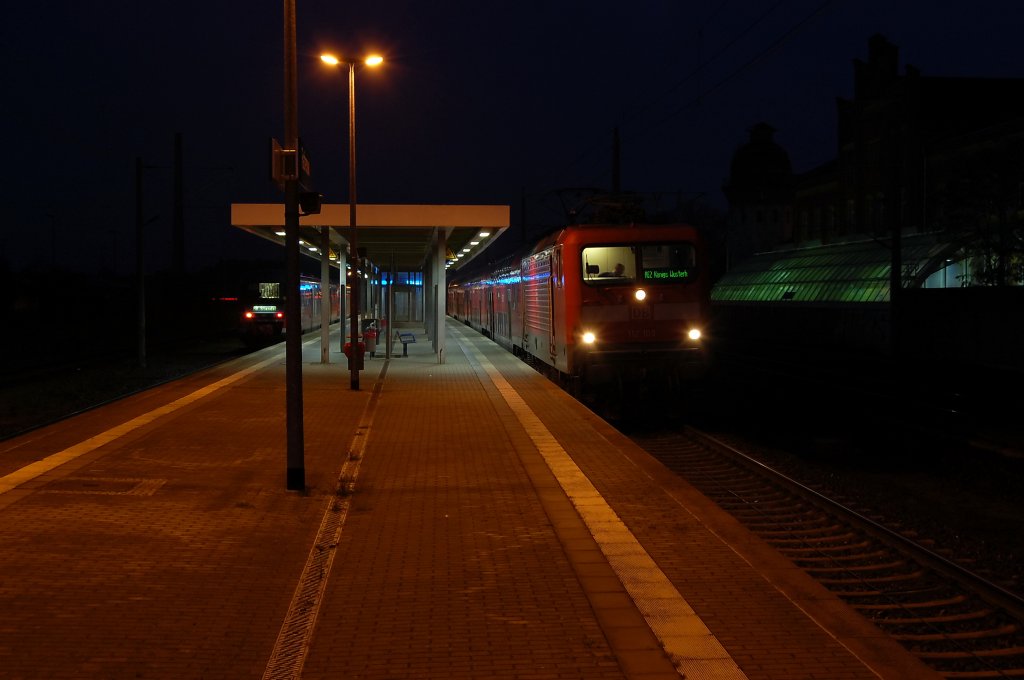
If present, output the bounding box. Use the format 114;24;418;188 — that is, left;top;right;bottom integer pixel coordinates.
320;226;330;364
347;60;360;391
320;52;383;390
283;0;304;490
387;250;395;358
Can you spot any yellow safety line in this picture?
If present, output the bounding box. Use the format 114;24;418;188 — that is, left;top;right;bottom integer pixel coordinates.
456;331;748;680
0;347;294;496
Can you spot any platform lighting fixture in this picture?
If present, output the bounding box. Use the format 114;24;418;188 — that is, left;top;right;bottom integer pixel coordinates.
470;241;479;245
320;49;384;392
462;247;471;252
479;231;490;237
275;230;286;236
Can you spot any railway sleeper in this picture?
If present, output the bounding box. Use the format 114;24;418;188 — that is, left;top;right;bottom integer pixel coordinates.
917;645;1024;660
737;507;822;520
797;549;890;564
937;665;1024;679
893;623;1018;641
852;594;967;610
769;534;863;549
753;523;844;537
817;568;925;584
770;532;864;548
714;482;781;495
872;608;994;625
943;670;1024;679
716;500;803;513
803;559;908;574
827;583;952;599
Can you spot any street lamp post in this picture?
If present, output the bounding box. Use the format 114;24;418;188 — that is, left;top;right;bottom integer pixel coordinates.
321;52;383;391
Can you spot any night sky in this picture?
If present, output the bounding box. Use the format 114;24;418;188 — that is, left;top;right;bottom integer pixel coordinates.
4;0;1023;274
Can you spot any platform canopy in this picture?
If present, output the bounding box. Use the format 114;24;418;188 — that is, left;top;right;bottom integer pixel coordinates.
230;203;510;272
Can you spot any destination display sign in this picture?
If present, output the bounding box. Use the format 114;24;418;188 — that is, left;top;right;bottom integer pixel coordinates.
643;269;690;280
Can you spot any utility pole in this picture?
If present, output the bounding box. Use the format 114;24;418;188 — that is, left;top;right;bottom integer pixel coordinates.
173;133;184;276
612;127;621;193
283;0;304;490
135;157;147;370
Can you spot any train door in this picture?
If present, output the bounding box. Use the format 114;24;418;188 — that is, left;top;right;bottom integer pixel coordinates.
523;251;554;368
510;271;524;355
549;247;561;360
485;285;494;336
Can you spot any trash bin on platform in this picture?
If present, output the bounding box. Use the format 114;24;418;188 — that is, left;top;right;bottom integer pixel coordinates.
361;319;378;358
364;326;378;358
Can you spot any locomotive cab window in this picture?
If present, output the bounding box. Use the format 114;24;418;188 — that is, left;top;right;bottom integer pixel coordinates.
640;243;696;282
582;246;635;282
582;243;696;284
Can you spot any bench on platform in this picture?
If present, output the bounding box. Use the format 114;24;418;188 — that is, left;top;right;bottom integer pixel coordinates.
395;331;416;356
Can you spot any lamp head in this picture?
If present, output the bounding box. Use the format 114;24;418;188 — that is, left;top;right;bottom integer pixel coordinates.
320;53;383;68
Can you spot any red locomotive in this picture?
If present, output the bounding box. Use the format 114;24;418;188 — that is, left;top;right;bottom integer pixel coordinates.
449;223;710;395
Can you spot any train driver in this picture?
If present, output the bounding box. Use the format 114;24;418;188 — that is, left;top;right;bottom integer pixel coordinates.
599;262;626;277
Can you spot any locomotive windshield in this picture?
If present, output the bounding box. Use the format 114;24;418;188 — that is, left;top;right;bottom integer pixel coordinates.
582;243;696;284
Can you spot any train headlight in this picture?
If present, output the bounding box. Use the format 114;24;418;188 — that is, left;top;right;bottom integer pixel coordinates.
687;328;702;341
244;311;254;319
582;331;596;345
634;288;647;301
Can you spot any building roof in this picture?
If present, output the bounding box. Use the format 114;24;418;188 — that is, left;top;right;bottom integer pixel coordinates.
712;234;954;305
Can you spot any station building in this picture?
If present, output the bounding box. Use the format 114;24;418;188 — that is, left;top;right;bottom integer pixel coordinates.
717;35;1024;370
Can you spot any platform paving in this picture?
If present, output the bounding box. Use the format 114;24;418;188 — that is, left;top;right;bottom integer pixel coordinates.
0;319;939;679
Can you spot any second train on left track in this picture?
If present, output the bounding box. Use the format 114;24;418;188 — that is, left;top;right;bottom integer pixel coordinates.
239;275;340;346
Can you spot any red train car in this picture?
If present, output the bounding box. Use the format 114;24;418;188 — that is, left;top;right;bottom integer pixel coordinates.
240;275;340;346
450;223;709;392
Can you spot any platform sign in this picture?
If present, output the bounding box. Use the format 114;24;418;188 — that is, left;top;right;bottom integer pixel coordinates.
270;138;313;191
270;137;295;190
298;144;312;189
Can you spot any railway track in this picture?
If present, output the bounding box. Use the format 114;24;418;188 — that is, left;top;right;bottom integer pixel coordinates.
629;427;1024;679
0;335;252;440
